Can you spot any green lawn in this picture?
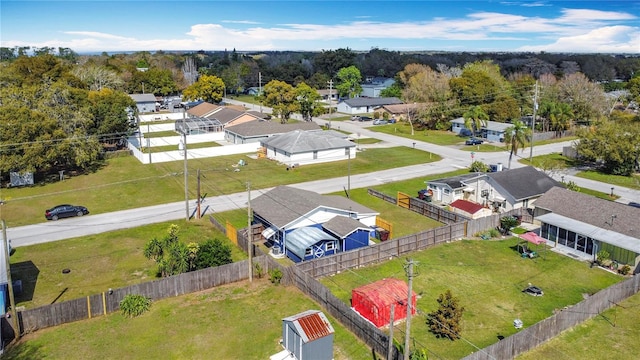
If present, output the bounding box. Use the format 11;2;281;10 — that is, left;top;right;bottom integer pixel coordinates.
142;141;221;153
143;130;180;138
321;238;622;359
371;124;464;145
3;279;373;360
2;146;438;227
10;218;246;309
516;290;640;359
576;170;640;190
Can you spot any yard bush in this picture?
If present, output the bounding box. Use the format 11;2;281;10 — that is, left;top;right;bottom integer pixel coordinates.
120;294;151;318
426;289;465;340
269;268;283;284
195;238;233;269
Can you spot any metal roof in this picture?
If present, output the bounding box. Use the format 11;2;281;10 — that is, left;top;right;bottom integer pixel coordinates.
282;310;334;343
286;227;338;259
536;213;640;254
343;97;403;107
129;93;157;103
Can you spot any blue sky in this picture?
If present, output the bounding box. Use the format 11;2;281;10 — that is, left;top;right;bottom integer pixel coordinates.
1;1;639;53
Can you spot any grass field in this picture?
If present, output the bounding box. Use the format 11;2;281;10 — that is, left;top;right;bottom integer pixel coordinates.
516;291;640;359
2;279;374;360
320;238;622;359
2;145;439;227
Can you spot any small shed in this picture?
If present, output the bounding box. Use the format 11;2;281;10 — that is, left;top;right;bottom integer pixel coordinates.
281;310;334;360
352;278;417;328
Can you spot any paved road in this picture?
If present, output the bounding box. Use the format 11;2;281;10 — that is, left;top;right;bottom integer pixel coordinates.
8;99;640;247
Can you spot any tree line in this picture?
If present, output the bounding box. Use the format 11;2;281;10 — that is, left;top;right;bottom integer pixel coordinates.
1;47;638;177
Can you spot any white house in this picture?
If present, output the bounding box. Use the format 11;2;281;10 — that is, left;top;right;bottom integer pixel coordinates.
260;130;356;167
336;97;403;115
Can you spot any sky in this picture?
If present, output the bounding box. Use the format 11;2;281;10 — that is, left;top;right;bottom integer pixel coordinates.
1;0;639;54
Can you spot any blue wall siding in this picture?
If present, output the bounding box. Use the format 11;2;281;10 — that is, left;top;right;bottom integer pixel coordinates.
343;230;371;251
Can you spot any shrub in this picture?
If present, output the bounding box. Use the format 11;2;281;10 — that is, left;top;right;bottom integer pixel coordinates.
500;216;519;232
195;238;233;269
488;228;501;238
426;289;465;340
254;263;264;279
120;294;151;318
269;268;283;285
619;264;631;275
470;161;489;173
596;250;610;265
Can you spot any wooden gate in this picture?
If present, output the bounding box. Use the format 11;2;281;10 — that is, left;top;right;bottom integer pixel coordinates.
397;191;410;209
226;221;238;245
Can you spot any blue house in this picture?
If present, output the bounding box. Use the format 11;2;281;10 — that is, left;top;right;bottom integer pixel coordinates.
252;186;378;263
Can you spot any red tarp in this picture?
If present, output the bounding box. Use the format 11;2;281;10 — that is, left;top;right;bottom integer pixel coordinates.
520;232;546;245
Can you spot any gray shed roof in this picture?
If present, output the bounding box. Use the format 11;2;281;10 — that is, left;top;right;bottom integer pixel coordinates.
260;130;355;154
286;227;338;259
343;97;403;107
323;216;371;238
487;166;561;201
252;186;378;228
534;187;640;240
225;120;320;137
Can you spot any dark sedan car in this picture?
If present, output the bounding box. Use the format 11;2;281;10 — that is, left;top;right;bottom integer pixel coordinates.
45;204;89;221
465;137;484;145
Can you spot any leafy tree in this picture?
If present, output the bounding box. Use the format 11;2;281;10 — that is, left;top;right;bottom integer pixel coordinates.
539;101;573;134
462;106;489;136
335;65;362;98
313;48;356;77
262;80;297;123
295;82;322;121
575;121;640;175
72;65;124;91
182;74;225;103
426;289;465;340
87;88;137;143
195;238;233;269
504;120;531;170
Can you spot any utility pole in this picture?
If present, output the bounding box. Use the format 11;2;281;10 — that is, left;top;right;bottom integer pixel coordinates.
259;72;263;114
2;220;19;340
196;169;201;219
328;79;333;129
403;259;415;360
247;182;253;282
387;303;395;360
529;81;538;162
182;131;189;221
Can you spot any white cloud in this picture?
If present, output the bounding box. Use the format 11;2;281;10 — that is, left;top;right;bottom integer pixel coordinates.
518;26;640;53
3;8;638;53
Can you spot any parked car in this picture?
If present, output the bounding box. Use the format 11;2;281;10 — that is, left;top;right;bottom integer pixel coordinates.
388;118;397;124
351;115;361;121
45;204;89;221
459;129;473;137
359;116;373;122
628;202;640;208
373;119;388;125
465;137;484;145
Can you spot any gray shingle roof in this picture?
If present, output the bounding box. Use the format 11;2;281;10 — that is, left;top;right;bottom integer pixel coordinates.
206;108;244;124
427;173;481;190
487;166;561;201
323;216;370;238
260;130;355;153
534;186;640;239
252;186;377;228
343;97;403;107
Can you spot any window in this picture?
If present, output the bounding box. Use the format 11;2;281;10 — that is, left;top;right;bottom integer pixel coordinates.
326;242;335;251
305;248;312;256
443;188;451;195
313;151;318;159
345;148;349;156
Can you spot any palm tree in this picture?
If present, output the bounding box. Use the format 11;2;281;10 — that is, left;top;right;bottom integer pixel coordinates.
463;106;489;137
504;120;531;169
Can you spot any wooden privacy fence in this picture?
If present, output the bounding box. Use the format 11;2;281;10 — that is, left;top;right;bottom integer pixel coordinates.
15;256;275;334
269;257;402;360
462;274;640;360
296;223;466;278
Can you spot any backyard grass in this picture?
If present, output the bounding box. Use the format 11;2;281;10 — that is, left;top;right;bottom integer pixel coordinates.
10;218;246;309
320;238;622;359
516;290;640;359
2;145;437;227
142;141;221;153
143;130;180;138
371;123;463;145
2;279;374;360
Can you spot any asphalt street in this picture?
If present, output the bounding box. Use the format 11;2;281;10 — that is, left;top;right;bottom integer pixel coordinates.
7;99;640;247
